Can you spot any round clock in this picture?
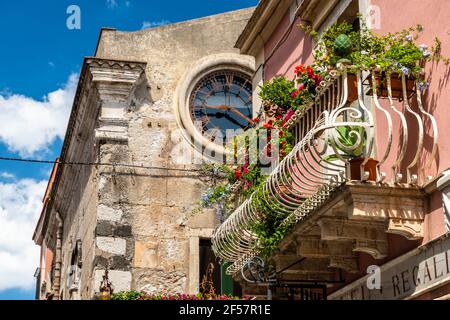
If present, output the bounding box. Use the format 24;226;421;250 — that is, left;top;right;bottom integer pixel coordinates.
189;70;253;145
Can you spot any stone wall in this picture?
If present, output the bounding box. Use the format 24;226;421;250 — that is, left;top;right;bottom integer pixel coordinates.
51;67;101;300
58;8;257;297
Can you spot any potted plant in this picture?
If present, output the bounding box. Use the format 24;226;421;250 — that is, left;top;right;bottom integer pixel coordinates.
302;19;363;103
303;18;449;101
259;76;297;117
364;25;426;100
365;71;416;100
325;125;378;181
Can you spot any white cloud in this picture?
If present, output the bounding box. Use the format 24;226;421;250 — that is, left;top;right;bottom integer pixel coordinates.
106;0;118;9
125;1;131;8
0;172;15;180
0;178;47;292
0;73;78;157
141;20;170;29
48;62;55;68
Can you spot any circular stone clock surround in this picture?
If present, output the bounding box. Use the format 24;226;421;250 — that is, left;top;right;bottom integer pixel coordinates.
175;53;255;158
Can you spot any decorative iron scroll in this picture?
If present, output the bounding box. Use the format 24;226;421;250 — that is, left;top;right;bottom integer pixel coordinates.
240;256;276;284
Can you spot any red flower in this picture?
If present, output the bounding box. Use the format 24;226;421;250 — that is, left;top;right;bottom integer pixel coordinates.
234;167;242;180
295;64;305;76
243;167;249;174
307;66;314;78
275;114;283;120
291;90;299;98
279;131;284;138
297;83;305;91
253;117;260;123
263;120;274;129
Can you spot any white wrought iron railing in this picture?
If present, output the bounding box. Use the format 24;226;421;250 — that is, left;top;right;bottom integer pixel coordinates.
212;67;438;275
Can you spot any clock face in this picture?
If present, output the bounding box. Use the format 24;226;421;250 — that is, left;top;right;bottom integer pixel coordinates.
189;70;253;144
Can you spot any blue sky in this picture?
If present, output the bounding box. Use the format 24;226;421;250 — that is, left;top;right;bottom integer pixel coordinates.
0;0;258;300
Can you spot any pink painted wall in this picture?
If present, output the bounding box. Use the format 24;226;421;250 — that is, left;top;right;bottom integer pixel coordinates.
373;0;450;242
263;1;449;243
264;13;314;80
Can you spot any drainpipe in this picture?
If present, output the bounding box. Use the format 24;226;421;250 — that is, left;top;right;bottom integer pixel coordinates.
53;211;63;300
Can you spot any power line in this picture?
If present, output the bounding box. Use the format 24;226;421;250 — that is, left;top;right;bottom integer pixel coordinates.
0;156;207;173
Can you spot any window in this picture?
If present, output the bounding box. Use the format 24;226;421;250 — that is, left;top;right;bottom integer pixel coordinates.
199;239;242;296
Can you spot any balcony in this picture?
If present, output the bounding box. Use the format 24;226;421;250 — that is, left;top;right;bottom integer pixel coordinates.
212;67;437;280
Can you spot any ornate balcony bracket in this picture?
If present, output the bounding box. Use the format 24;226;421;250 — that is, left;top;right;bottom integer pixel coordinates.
345;183;425;240
353;239;388;260
270;182;426;280
328;257;359;274
318;217;388;259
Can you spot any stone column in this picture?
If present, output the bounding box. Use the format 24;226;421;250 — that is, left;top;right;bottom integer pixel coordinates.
87;58;147;295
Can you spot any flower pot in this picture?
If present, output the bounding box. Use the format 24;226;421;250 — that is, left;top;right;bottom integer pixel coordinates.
349;157;379;181
366;71;416;101
347;73;359;102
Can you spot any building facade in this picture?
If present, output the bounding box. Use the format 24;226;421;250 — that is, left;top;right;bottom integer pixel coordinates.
212;0;450;300
34;0;450;301
33;8;256;300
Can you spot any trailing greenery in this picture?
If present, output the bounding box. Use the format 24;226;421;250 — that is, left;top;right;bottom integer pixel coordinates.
248;187;291;258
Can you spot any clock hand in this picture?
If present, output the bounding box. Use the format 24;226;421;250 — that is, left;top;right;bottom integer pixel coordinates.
207;112;247;129
206;105;229;111
205;105;253;127
228;107;255;125
222;113;247;129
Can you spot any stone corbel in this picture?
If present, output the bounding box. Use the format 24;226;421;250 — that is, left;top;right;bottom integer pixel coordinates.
296;237;354;259
386;218;423;240
346;183;426;240
328;257;359;274
296;237;359;273
318;217;388;259
86;58;147;143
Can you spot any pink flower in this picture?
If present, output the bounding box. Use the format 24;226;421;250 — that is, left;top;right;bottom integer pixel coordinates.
297;83;305;91
313;74;323;86
284;109;295;122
